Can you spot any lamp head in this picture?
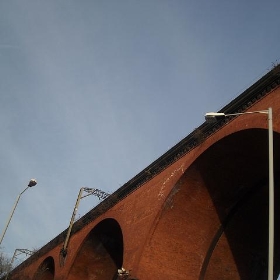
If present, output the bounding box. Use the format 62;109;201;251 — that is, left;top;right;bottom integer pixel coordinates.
28;179;37;187
205;112;226;123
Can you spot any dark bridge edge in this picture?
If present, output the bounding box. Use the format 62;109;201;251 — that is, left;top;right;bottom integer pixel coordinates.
11;65;280;274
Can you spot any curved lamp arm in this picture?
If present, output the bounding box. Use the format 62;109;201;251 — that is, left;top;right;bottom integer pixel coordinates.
0;179;37;246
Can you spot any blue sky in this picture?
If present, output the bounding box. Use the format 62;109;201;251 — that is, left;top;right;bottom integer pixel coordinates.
0;0;279;268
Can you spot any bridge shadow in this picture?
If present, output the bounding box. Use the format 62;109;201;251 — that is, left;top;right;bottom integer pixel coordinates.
196;129;280;279
33;256;55;280
67;218;123;280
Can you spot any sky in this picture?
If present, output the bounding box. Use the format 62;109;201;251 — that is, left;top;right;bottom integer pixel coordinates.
0;0;280;268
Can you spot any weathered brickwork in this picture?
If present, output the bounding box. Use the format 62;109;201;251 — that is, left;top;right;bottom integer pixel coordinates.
7;66;280;279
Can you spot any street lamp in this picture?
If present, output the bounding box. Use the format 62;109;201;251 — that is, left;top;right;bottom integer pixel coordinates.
0;179;37;246
205;108;274;280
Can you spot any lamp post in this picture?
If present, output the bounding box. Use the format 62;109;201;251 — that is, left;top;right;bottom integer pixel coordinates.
60;187;110;264
0;179;37;246
205;108;274;280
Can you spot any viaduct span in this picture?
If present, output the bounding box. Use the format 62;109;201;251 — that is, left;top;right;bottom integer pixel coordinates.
7;66;280;279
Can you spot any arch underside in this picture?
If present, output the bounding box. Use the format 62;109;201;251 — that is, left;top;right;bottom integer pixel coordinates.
67;218;123;280
138;129;280;279
33;256;55;280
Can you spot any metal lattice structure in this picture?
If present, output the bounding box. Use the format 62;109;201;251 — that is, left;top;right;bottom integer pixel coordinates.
5;249;34;280
82;188;110;200
60;187;110;265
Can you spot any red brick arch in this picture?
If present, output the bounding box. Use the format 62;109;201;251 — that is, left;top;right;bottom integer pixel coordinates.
32;256;55;280
136;128;280;280
66;218;123;280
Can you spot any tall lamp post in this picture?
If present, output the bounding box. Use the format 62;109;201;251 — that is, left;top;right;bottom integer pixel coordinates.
205;108;274;280
0;179;37;246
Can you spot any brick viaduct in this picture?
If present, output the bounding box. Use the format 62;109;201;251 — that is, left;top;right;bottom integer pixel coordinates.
6;66;280;279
